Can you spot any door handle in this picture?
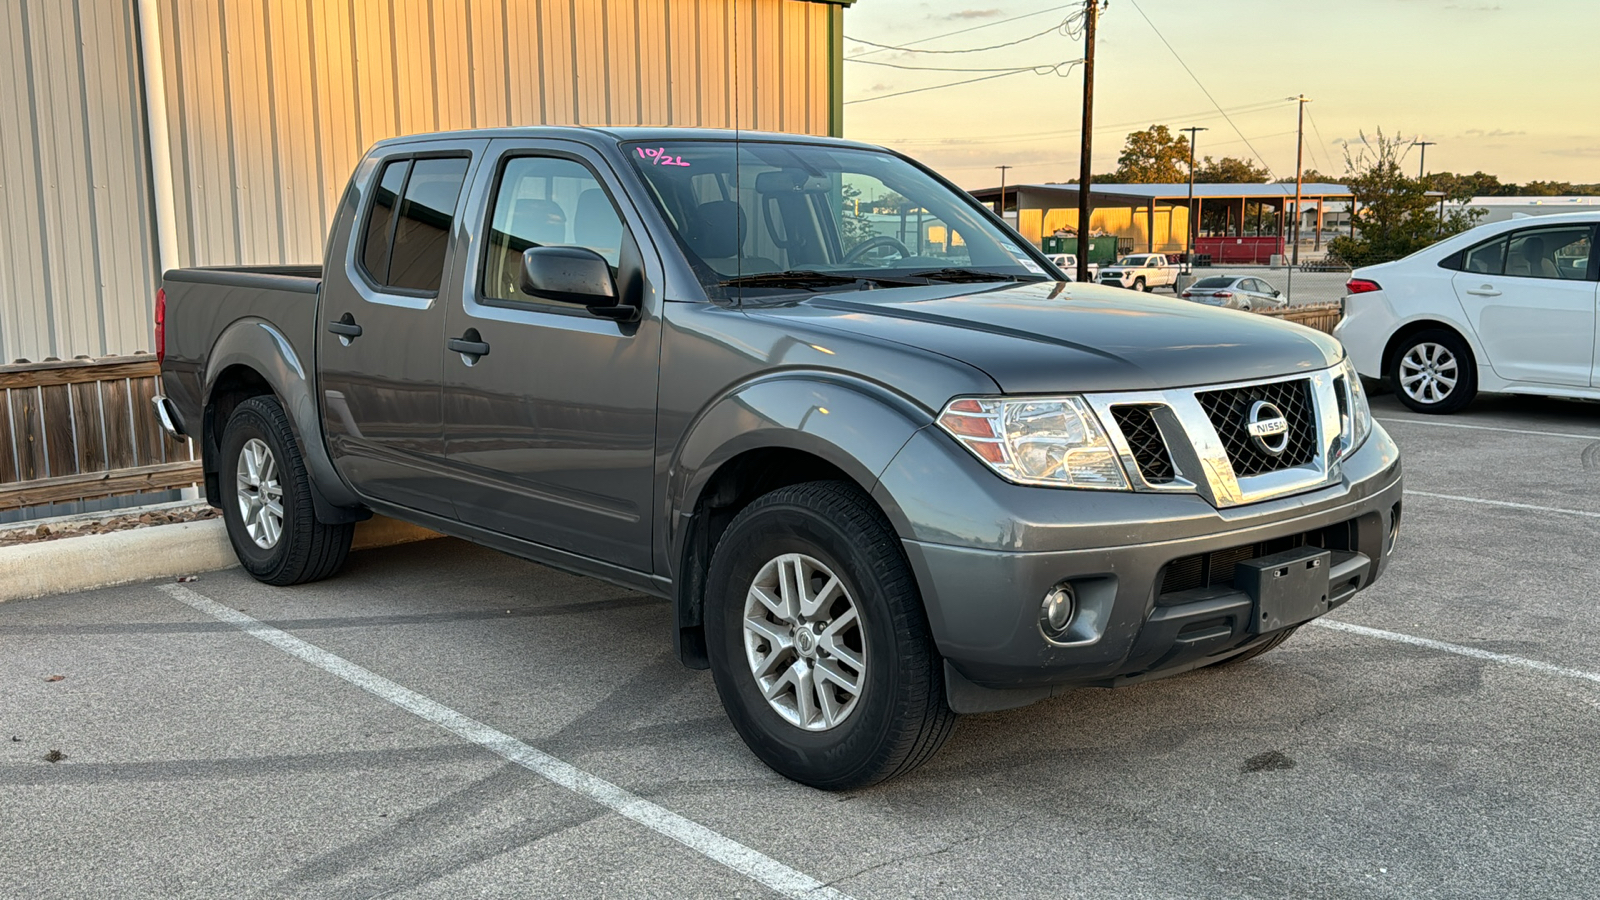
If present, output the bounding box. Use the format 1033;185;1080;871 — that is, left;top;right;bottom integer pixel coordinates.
1465;285;1501;297
447;329;490;363
327;314;362;345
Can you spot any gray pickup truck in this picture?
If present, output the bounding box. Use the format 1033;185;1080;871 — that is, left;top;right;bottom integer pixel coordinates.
156;127;1402;789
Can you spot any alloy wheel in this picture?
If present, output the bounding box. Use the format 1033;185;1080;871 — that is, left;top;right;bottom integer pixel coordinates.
1399;342;1458;405
236;438;284;549
742;553;867;731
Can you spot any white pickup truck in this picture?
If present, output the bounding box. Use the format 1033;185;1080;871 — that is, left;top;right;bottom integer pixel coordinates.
1097;253;1180;292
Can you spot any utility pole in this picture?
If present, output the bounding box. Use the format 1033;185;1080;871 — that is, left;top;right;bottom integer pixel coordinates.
1412;140;1436;180
1291;95;1308;268
1181;126;1207;272
995;165;1012;219
1075;0;1100;283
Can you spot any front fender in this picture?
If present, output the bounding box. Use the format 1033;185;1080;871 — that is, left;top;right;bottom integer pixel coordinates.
205;318;362;513
664;373;934;574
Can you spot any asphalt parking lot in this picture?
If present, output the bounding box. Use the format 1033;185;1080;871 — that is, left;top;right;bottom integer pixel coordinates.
5;391;1600;899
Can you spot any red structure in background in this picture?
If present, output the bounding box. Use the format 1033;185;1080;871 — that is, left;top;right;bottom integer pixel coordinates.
1194;235;1285;265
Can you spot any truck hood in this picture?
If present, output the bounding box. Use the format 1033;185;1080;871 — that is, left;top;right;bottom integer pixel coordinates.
746;281;1343;394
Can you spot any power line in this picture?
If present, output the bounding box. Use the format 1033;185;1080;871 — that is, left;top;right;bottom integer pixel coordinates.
846;68;1062;105
847;58;1072;73
845;3;1078;58
852;97;1293;147
1124;0;1278;180
845;20;1067;55
1305;107;1333;174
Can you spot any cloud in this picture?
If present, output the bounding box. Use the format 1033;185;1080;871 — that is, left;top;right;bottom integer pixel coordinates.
1463;128;1526;138
1444;3;1501;9
941;8;1003;20
1542;146;1600;158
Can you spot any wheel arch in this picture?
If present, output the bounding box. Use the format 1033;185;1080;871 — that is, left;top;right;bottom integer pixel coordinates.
203;319;365;521
665;375;929;668
1380;318;1479;385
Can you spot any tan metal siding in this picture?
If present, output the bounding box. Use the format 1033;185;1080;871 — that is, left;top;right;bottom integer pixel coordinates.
152;0;833;271
0;0;155;364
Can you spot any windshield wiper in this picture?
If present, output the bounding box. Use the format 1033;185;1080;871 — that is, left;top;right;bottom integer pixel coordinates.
905;267;1027;284
718;270;925;290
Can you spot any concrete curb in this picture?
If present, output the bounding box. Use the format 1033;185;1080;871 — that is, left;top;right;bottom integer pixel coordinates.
0;515;441;603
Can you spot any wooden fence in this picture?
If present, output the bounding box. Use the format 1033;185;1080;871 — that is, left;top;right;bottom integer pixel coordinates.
1;355;201;511
1256;301;1343;335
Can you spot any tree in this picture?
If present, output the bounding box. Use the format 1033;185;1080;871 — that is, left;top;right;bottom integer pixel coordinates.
1326;129;1484;267
838;183;876;251
1113;125;1190;183
1194;155;1269;184
1423;171;1504;201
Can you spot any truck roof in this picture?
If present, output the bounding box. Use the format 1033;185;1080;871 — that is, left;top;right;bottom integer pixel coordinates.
368;125;885;153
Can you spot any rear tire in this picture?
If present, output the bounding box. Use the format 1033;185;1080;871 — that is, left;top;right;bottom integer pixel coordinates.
1388;328;1476;414
219;396;353;585
705;481;955;790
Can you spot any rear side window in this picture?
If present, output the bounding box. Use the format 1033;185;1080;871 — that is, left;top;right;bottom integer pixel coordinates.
358;155;471;294
1461;237;1507;275
361;160;409;283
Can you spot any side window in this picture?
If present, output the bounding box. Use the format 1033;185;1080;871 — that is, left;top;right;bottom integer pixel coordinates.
482;156;626;304
389;157;471;292
1504;226;1593;281
1461;237;1507;275
360;160;409;284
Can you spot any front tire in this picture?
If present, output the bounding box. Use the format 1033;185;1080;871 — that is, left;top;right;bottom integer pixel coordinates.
1133;277;1147;292
705;481;955;790
219;396;353;585
1389;329;1476;414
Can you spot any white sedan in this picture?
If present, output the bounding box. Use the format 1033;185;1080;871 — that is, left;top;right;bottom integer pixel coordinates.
1334;211;1600;413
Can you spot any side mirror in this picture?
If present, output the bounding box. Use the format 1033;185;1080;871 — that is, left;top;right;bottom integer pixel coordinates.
1273;290;1282;297
521;246;632;319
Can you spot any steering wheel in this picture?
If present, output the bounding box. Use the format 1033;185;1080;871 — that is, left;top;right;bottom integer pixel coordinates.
843;235;912;265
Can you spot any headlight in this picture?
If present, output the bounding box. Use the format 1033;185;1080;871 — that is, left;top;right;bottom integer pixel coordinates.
936;396;1130;489
1338;358;1372;456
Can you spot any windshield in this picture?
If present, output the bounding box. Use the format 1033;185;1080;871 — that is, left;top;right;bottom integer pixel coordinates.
1118;255;1153;266
1192;276;1235;288
624;140;1049;298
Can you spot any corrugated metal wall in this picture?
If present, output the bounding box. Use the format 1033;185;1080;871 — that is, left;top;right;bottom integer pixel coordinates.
0;0;839;364
155;0;837;271
0;0;157;364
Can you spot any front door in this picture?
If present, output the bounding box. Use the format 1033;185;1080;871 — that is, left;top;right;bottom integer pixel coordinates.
439;140;662;573
1452;222;1598;387
318;140;484;517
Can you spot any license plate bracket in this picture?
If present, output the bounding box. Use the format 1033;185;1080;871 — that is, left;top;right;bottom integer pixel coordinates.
1234;547;1332;634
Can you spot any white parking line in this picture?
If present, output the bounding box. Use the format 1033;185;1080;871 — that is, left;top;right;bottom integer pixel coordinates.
1312;618;1600;687
1378;417;1600;442
157;583;853;900
1406;489;1600;520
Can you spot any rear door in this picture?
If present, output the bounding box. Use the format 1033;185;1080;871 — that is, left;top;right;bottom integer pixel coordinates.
319;139;485;516
1451;222;1597;387
437;138;664;572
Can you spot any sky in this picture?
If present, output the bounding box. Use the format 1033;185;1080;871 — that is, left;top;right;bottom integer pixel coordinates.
838;0;1600;191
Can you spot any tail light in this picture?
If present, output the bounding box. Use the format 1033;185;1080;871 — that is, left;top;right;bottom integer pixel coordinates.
1346;278;1382;295
1180;291;1192;298
155;287;166;362
1215;291;1233;298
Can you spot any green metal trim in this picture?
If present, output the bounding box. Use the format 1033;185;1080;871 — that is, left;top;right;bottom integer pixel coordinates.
828;4;845;136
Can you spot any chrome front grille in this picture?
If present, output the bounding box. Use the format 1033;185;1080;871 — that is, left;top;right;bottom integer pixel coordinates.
1109;404;1176;484
1093;366;1346;508
1195;378;1317;477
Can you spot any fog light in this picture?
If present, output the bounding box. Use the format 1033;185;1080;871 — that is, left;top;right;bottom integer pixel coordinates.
1040;585;1077;642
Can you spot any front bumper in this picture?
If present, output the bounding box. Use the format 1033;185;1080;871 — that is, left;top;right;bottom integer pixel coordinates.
875;423;1402;711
